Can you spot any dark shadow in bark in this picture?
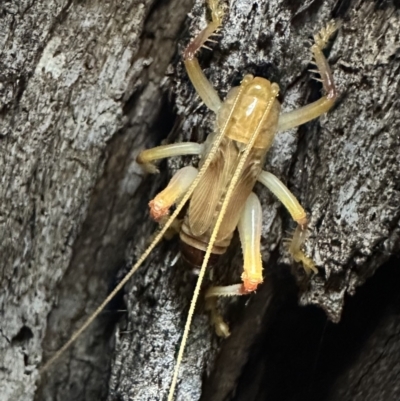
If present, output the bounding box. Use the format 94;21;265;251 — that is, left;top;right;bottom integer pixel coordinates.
233;257;400;401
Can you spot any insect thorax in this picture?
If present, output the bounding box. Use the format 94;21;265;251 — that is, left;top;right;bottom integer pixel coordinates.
217;75;281;149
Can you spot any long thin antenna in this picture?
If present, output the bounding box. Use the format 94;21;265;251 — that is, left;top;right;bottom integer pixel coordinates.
40;87;236;375
167;85;279;400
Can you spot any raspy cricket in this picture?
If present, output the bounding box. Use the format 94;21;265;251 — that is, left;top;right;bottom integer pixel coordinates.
40;0;338;399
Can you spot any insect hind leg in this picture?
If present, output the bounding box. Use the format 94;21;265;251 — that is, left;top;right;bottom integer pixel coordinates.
205;285;244;338
205;192;264;336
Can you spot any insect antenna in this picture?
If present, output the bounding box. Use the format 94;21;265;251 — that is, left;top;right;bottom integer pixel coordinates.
167;82;279;400
40;85;234;376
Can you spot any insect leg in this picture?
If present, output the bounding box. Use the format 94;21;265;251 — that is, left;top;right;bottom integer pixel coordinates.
258;171;317;274
137;142;204;173
149;166;198;221
277;21;339;132
137;143;201;221
205;192;263;337
183;0;224;112
238;192;264;292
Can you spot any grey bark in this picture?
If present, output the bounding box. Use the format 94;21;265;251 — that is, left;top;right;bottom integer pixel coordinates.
0;1;399;401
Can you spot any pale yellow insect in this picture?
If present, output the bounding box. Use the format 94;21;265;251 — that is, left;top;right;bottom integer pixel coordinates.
41;1;339;399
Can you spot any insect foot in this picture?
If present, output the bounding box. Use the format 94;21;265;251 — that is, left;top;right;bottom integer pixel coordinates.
288;225;318;275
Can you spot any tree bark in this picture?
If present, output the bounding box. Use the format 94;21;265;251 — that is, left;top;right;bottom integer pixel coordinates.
0;1;399;401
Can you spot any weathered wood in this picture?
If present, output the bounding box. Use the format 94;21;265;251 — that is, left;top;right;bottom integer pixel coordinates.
1;0;193;400
1;0;399;400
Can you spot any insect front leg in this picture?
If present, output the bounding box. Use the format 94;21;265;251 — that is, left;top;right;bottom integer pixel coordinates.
277;21;338;132
258;171;317;275
183;0;224;112
205;192;263;337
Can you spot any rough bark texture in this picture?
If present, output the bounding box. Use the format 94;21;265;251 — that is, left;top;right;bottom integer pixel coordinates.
0;0;399;401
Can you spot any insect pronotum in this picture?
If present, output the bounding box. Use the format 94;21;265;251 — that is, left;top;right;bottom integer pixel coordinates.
41;0;338;399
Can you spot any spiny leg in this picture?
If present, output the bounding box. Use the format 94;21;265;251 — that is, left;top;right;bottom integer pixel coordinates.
277;21;338;132
136;142;204;173
258;171;317;275
205;192;263;336
183;0;224;112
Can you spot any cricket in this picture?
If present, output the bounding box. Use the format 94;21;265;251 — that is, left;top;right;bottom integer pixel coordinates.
41;0;338;399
